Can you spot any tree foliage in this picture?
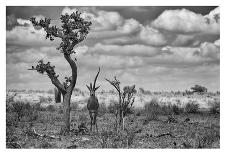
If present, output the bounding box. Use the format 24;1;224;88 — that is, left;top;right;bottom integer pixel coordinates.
191;85;207;94
29;11;92;94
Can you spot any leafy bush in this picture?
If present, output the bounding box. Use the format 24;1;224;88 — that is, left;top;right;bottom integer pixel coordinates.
71;102;78;111
159;103;184;116
9;101;38;124
209;99;220;114
80;105;88;112
98;103;107;117
46;105;56;112
11;102;31;121
39;96;52;103
191;84;207;94
144;98;161;121
172;104;184;115
6;112;19;127
33;103;46;111
108;101;119;114
79;113;88;123
185;102;199;113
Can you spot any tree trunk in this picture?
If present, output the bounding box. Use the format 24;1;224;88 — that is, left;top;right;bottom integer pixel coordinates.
62;91;72;133
118;92;123;128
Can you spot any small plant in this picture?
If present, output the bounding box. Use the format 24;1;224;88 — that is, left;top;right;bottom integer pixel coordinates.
208;99;220;114
79;113;88;123
39;96;49;103
172;104;184;115
185;102;199;113
46;105;56;112
6;112;19;127
33;103;46;111
144;98;161;121
96;129;113;148
70;102;78;111
11;102;33;121
195;124;220;148
105;76;137;130
98;103;107;117
39;140;55;148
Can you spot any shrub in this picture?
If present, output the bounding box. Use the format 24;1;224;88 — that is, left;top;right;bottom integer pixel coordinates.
33;103;46;111
191;84;207;94
98;103;107;116
11;102;33;121
39;96;51;103
46;105;56;112
96;129;113;148
58;106;64;114
108;101;119;114
144;98;161;121
71;102;78;111
172;104;184;115
185;102;199;113
80;105;88;112
159;103;184;116
6;112;19;127
209;99;220;114
79;113;88;123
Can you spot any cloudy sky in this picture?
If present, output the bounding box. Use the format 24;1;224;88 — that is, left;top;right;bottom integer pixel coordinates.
6;6;220;91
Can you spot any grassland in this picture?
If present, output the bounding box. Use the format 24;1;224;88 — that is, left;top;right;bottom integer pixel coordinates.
6;90;220;149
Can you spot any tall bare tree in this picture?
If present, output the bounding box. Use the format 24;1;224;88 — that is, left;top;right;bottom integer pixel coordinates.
105;77;136;130
28;12;92;133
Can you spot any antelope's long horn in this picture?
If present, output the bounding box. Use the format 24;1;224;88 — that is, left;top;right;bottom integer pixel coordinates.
90;83;92;90
93;67;100;90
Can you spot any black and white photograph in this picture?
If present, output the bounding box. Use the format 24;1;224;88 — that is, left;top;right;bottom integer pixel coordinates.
4;2;221;149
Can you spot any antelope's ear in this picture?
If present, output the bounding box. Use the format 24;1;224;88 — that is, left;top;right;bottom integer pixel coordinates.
86;85;91;91
95;85;101;91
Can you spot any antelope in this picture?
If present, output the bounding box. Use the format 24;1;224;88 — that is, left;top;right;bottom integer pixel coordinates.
86;67;100;133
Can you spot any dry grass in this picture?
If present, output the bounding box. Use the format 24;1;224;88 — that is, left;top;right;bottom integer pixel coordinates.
6;96;220;149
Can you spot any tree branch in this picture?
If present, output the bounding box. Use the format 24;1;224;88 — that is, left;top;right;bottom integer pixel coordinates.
28;60;66;94
105;78;121;93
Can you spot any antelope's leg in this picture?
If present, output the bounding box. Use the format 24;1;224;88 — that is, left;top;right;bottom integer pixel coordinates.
95;112;98;133
96;121;98;134
89;112;92;132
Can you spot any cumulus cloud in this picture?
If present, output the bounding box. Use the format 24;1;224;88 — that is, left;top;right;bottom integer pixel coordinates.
199;42;220;60
206;7;220;23
6;19;58;46
84;43;161;57
6;14;18;30
171;34;200;47
214;39;220;46
152;7;219;34
155;41;220;67
139;26;168;46
6;6;220;91
61;7;168;47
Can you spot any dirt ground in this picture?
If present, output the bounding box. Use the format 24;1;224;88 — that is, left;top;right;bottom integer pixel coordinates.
6;109;220;149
